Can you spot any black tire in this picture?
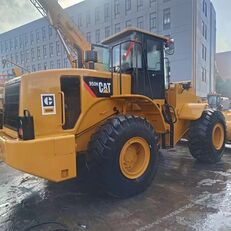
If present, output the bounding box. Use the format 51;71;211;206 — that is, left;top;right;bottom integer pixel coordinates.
188;110;226;163
86;115;159;198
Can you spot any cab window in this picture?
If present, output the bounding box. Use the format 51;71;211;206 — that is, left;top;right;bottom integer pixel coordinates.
147;39;162;71
112;41;142;72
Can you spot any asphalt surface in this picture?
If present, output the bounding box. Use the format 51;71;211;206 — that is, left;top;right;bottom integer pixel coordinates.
0;142;231;231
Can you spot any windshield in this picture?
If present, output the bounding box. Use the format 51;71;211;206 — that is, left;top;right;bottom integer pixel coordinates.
92;45;110;72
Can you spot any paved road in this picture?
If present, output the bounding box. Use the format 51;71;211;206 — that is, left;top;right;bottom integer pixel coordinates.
0;143;231;231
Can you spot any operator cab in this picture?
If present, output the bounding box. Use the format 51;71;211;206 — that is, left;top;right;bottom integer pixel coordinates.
208;94;221;110
102;28;172;99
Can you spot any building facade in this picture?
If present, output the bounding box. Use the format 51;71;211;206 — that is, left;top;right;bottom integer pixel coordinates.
0;0;216;96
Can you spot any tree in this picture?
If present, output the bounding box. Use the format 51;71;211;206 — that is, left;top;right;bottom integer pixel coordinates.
215;69;231;99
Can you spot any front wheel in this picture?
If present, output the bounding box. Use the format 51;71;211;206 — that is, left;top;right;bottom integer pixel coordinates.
188;110;226;163
86;115;159;198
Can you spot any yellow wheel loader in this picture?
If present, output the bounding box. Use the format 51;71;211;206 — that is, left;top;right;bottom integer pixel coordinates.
0;0;229;198
208;93;231;143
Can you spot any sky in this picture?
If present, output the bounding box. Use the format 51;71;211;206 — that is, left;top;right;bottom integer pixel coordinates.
0;0;230;53
0;0;83;33
211;0;231;52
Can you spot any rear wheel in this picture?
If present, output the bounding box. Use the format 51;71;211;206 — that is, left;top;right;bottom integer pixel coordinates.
188;110;226;163
86;115;159;198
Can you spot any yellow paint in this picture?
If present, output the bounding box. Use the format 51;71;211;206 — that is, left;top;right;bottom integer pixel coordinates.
119;137;150;179
179;103;207;120
212;123;225;150
223;111;231;142
226;121;231;142
165;83;206;146
0;132;76;182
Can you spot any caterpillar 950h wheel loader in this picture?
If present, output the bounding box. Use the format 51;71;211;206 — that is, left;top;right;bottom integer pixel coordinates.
0;0;229;198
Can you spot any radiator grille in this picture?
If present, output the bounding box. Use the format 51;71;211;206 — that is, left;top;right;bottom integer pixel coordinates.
4;79;20;131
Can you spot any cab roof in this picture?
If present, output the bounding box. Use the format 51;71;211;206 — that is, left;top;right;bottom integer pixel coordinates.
102;27;169;45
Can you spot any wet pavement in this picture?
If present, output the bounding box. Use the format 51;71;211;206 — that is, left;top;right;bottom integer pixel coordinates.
0;142;231;231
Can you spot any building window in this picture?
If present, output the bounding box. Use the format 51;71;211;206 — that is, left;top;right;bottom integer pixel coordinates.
50;61;54;69
10;54;13;64
37;47;41;59
104;3;110;21
96;29;100;43
115;23;121;33
4;40;8;52
105;26;111;38
38;63;41;71
86;32;91;43
86;14;91;27
137;16;143;29
163;8;171;30
202;67;207;82
137;0;143;11
9;39;13;51
42;26;46;41
64;58;68;68
31;48;35;61
43;45;47;58
95;7;100;23
19;35;23;49
0;42;3;54
56;41;61;56
114;0;119;17
48;26;53;39
57;59;61;68
25;50;29;63
202;44;207;61
202;20;207;39
44;62;47;70
203;0;207;17
32;64;36;72
15;53;19;64
125;0;131;14
205;24;207;39
5;55;9;66
14;37;18;50
125;20;132;28
150;12;157;32
36;29;40;42
150;0;156;7
30;32;34;45
49;43;54;57
163;0;170;2
24;34;28;47
78;15;83;27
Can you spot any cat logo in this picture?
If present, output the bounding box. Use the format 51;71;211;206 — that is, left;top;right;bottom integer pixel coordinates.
41;94;56;115
99;82;111;94
84;76;113;97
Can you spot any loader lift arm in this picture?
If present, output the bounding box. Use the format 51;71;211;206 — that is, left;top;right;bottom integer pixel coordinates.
30;0;92;68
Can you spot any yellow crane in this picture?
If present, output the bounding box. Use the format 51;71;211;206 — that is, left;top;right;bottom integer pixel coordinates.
0;0;230;198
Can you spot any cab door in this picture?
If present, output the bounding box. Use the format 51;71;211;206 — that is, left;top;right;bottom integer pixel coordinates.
145;38;165;99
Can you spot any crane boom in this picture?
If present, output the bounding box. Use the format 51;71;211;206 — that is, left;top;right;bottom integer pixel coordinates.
30;0;92;68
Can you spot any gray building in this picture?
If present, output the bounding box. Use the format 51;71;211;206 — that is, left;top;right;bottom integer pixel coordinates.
0;0;216;97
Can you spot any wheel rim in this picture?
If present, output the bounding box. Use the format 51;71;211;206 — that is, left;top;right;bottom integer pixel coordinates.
119;137;151;179
212;123;225;150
